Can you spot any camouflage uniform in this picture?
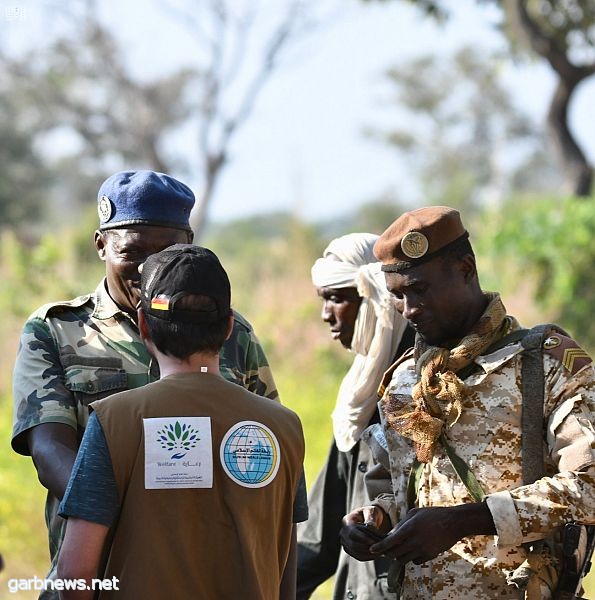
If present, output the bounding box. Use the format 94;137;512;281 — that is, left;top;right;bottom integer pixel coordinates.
12;279;278;598
372;318;595;599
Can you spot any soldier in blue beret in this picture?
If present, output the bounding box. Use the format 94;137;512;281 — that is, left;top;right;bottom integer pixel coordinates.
12;170;279;600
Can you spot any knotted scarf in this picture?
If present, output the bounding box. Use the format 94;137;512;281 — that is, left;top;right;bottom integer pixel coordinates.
383;292;510;462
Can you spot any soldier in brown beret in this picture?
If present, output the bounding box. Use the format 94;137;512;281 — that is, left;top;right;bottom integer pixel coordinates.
340;206;595;599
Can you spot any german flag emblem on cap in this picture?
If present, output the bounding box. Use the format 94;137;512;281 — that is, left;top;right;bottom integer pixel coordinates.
151;295;170;311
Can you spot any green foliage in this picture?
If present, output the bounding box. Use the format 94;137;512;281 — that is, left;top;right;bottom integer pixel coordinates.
204;213;325;324
477;195;595;349
0;216;103;323
0;392;48;585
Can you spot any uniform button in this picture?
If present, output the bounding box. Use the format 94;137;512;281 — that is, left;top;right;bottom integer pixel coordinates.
346;592;355;600
358;462;367;473
86;382;94;391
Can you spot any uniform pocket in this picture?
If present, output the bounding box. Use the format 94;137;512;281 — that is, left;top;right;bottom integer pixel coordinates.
63;355;127;404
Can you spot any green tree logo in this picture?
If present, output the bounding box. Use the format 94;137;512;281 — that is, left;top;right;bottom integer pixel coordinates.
157;421;200;459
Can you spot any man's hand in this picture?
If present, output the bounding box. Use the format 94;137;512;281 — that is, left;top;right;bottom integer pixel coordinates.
340;505;391;561
369;503;496;565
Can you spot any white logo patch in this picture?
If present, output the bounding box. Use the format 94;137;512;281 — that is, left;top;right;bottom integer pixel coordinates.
144;417;212;489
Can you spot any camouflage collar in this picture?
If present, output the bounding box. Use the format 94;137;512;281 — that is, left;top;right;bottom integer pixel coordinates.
92;279;134;322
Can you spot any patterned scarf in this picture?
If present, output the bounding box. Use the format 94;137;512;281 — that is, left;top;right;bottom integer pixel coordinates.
383;293;510;462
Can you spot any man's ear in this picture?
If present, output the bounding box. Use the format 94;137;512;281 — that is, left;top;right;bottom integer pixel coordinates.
187;230;194;244
225;311;234;341
459;254;477;283
94;230;107;261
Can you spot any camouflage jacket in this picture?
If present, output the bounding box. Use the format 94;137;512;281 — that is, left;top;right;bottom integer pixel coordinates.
372;319;595;600
12;279;278;596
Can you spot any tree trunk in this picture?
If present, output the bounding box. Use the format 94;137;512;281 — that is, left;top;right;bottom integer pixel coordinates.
190;152;226;241
547;77;593;197
512;0;594;197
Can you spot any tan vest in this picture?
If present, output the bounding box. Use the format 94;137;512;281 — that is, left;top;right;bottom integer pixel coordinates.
92;372;304;600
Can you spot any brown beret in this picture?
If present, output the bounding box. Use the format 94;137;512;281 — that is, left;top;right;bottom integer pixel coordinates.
374;206;468;272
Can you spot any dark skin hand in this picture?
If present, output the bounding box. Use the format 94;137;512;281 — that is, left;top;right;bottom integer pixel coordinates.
341;502;496;564
339;505;390;561
28;423;78;500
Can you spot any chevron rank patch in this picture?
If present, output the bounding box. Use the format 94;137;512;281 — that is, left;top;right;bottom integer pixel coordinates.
543;334;592;375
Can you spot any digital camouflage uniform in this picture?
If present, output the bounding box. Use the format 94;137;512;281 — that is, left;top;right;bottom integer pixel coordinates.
12;279;278;598
372;318;595;599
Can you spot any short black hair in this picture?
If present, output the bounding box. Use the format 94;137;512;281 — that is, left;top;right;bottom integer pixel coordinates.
142;294;231;358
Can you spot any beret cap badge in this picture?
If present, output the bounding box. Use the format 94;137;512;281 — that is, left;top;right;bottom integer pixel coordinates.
98;195;113;223
400;231;429;259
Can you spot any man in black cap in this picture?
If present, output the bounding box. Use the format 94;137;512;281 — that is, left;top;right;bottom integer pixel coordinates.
57;244;307;600
340;206;595;598
12;171;279;599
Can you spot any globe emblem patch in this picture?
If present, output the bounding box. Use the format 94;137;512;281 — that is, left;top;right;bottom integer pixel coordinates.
220;421;280;488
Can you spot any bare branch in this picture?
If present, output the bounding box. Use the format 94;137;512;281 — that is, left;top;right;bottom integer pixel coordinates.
156;0;217;54
198;1;227;161
221;0;304;147
221;2;260;91
190;0;312;236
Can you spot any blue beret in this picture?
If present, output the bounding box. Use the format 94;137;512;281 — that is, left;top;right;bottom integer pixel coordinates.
97;170;195;231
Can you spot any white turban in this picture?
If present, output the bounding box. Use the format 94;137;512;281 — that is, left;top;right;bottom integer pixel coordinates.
312;233;408;452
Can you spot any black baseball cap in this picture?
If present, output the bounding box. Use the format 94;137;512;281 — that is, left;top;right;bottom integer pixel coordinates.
140;244;231;322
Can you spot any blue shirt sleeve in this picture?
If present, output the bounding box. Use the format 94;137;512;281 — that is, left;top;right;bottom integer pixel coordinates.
59;411;120;527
